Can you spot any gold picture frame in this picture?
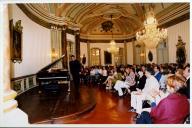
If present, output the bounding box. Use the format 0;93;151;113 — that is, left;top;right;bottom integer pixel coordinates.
10;19;23;63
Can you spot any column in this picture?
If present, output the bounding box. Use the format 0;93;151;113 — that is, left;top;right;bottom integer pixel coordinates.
124;40;127;65
87;41;90;66
132;40;136;64
61;26;68;68
75;30;80;61
0;4;28;126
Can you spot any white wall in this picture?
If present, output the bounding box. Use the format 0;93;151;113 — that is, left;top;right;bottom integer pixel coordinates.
80;42;88;66
127;20;190;64
126;42;133;65
10;5;51;78
90;43;124;66
167;20;189;63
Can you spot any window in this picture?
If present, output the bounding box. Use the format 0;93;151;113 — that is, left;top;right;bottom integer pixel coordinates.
91;48;101;66
114;48;124;65
67;41;75;68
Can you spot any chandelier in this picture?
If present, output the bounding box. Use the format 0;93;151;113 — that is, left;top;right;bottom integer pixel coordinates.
136;7;167;49
107;39;119;54
107;15;119;54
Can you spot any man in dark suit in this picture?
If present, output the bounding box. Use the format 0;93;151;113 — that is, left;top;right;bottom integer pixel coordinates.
183;64;190;99
69;55;81;91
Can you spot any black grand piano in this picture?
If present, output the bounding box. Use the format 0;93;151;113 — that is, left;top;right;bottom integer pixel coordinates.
36;55;70;92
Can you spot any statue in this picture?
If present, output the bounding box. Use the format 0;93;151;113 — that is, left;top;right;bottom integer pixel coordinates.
176;36;186;65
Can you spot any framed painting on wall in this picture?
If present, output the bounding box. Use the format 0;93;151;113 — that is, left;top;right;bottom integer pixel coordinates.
10;19;23;63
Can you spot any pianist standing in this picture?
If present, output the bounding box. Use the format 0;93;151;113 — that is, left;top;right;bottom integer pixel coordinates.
69;55;81;91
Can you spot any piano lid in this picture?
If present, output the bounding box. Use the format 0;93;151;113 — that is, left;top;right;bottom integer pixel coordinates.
37;54;65;73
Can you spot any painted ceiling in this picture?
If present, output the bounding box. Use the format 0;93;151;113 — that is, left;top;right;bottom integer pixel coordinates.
26;3;189;40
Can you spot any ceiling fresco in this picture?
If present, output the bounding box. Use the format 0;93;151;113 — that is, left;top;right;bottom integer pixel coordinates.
20;3;189;40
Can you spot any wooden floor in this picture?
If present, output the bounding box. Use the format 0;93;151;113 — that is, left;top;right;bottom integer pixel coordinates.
16;83;136;124
67;85;135;124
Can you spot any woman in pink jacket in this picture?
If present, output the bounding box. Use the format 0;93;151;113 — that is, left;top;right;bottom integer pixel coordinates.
137;75;189;124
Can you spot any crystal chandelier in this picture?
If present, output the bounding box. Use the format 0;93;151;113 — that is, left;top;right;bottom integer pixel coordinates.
136;7;167;49
107;39;119;54
107;15;119;54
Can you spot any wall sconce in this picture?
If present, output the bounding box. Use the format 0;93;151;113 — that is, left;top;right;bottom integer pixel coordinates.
140;53;145;57
51;48;58;58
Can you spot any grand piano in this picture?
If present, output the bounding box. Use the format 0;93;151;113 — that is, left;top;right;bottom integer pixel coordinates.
36;55;70;92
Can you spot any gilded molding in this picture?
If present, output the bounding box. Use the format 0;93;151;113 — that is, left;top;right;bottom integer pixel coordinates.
157;3;189;24
80;37;136;44
17;3;189;42
17;4;50;28
17;4;79;30
159;12;189;28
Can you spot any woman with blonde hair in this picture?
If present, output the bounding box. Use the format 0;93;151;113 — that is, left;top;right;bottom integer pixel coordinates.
137;75;189;124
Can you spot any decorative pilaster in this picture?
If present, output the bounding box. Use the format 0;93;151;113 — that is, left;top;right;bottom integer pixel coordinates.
133;40;136;64
61;25;68;68
75;30;80;61
124;41;127;65
87;41;90;66
1;4;28;126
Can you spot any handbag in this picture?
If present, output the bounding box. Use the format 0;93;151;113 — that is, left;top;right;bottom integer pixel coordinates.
142;100;151;108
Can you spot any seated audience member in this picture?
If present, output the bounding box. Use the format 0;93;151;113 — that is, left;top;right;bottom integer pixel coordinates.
83;67;90;85
114;66;135;96
159;66;168;90
154;65;162;82
105;67;122;90
182;64;190;99
101;66;108;83
136;75;189;124
167;65;175;77
128;67;137;92
103;67;117;84
136;66;147;90
175;68;186;81
90;67;95;84
94;66;100;84
130;67;159;116
113;67;124;82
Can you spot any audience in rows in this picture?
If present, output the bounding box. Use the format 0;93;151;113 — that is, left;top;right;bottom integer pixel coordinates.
79;63;190;124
